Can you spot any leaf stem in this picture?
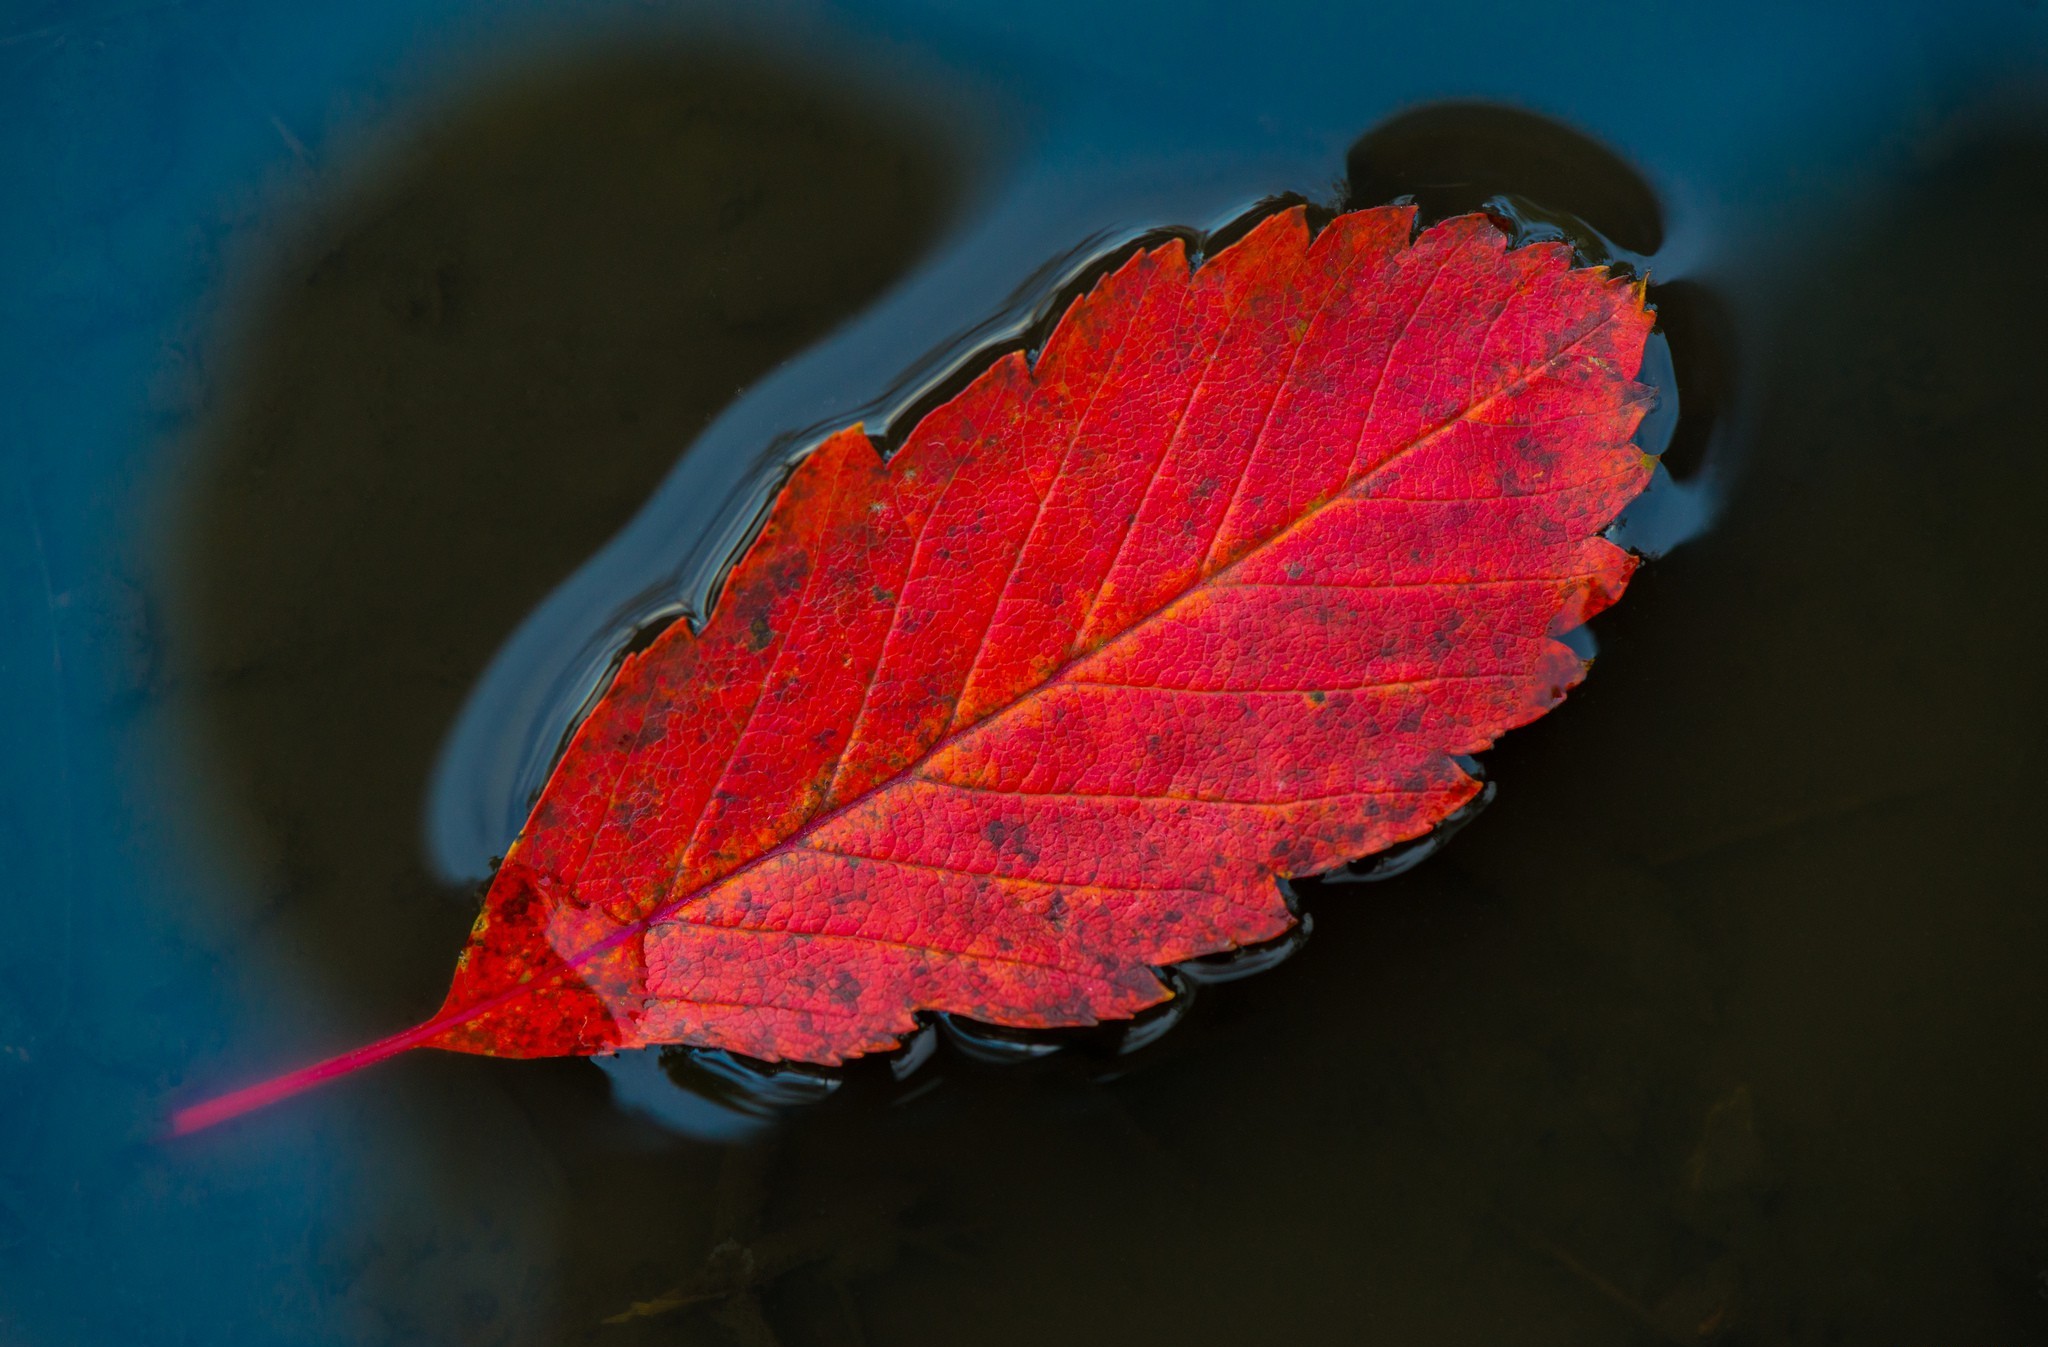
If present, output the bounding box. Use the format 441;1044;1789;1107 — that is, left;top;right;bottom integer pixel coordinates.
167;1016;446;1136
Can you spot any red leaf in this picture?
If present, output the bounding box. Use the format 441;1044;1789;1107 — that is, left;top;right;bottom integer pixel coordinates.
173;205;1655;1133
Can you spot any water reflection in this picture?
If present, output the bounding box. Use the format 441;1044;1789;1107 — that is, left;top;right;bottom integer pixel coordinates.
1346;102;1667;257
600;1050;839;1143
572;117;2048;1346
9;1;2048;1341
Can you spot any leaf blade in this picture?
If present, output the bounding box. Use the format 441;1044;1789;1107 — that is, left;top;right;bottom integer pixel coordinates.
173;202;1657;1127
425;203;1652;1064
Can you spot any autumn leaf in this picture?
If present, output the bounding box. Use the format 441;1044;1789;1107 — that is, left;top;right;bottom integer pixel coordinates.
173;204;1655;1133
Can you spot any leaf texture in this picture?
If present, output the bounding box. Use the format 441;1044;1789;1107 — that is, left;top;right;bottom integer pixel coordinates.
172;204;1655;1130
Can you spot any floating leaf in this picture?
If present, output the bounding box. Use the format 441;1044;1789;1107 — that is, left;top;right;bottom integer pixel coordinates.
174;204;1655;1132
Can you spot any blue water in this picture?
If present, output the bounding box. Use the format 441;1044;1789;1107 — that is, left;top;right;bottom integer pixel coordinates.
7;2;2048;1343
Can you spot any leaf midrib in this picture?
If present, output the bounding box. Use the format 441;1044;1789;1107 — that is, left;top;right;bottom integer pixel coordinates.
591;301;1631;960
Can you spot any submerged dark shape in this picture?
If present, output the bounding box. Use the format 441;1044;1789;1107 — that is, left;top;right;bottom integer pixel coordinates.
174;202;1656;1133
1347;102;1664;255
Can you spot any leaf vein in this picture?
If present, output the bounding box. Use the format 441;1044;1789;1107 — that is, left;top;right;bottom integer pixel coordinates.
910;778;1456;807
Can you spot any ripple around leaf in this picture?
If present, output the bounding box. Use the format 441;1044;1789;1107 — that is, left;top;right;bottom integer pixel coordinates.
173;202;1656;1133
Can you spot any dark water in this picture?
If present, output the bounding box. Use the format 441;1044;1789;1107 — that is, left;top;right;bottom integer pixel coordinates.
7;3;2048;1343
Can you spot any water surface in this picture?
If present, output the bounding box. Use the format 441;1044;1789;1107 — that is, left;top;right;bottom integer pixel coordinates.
5;2;2048;1343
